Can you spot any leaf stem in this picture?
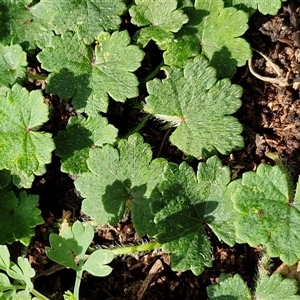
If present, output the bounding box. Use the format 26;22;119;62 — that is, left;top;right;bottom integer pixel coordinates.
27;73;48;81
31;288;50;300
73;269;84;299
123;114;150;139
111;241;161;255
142;61;164;84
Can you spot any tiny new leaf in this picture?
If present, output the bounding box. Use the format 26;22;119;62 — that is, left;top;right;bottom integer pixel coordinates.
37;31;144;114
46;221;94;270
55;115;118;175
0;84;55;188
0;44;27;87
151;156;237;275
144;56;243;157
31;0;126;44
0;245;36;298
75;133;167;236
129;0;189;47
230;163;300;265
0;190;43;245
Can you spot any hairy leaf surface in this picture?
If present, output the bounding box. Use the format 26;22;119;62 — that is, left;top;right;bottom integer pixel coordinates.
37;31;144;114
130;0;188;47
55;115;118;175
144;56;243;157
0;84;55;187
31;0;126;44
0;44;27;87
151;156;237;275
162;0;251;78
230;163;300;265
0;191;43;245
75;133;167;236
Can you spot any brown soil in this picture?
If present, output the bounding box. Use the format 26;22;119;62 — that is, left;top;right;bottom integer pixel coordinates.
13;1;300;299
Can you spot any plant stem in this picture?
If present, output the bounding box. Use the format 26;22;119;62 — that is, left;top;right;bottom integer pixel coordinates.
111;241;161;256
31;288;50;300
123;114;150;139
142;61;164;84
27;73;48;81
73;269;84;299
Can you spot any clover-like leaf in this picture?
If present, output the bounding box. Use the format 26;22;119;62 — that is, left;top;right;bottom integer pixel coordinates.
31;0;126;44
151;156;237;275
144;56;243;157
207;273;252;300
75;133;167;236
46;221;95;270
162;1;251;78
83;249;113;277
230;163;300;265
37;31;144;114
0;191;43;245
55;115;118;175
0;84;55;187
0;44;27;87
129;0;188;47
224;0;284;15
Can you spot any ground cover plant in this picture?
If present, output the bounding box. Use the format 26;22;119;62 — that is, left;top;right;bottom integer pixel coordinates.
2;0;300;299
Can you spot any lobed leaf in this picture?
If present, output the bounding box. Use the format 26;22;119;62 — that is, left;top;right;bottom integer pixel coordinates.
162;0;251;78
224;0;285;15
0;191;43;245
0;84;55;188
37;31;144;114
230;163;300;265
151;156;237;275
0;44;27;87
55;115;118;175
130;0;189;47
83;249;113;277
144;56;244;157
31;0;126;44
75;133;167;236
207;273;252;300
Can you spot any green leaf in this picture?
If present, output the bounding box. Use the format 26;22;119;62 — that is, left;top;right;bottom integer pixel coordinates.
0;245;10;271
83;249;113;277
63;291;77;300
151;156;236;275
230;163;300;265
207;273;252;300
55;115;118;174
0;84;55;188
0;191;43;245
0;273;14;292
162;1;251;78
37;31;144;114
31;0;126;44
75;133;167;236
46;234;80;271
255;274;300;300
0;44;27;87
0;170;11;189
129;0;189;47
0;0;50;50
46;221;94;270
144;56;243;157
224;0;284;15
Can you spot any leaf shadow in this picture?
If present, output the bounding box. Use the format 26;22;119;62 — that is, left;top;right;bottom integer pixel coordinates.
102;179;151;233
0;4;10;41
47;68;92;110
210;45;238;79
